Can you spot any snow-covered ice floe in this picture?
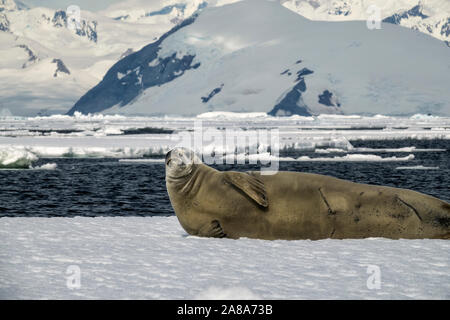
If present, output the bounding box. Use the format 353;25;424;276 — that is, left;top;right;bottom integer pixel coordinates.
221;153;415;163
292;154;415;162
0;146;57;169
0;113;448;163
395;166;440;170
0;216;448;299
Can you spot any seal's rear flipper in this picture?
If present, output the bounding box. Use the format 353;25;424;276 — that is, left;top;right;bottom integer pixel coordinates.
198;220;227;238
224;171;268;207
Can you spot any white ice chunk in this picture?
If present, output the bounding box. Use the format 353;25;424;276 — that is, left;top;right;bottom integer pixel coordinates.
395;166;440;170
31;162;58;170
0;146;38;168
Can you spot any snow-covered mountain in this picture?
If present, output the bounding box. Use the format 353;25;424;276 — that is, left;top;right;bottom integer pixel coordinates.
99;0;238;24
0;0;210;116
282;0;450;45
69;0;450;117
101;0;450;44
1;0;450;116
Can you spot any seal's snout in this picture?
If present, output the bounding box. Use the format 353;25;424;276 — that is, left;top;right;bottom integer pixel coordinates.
165;148;201;178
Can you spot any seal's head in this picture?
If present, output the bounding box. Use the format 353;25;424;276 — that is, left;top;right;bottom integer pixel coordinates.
165;147;202;178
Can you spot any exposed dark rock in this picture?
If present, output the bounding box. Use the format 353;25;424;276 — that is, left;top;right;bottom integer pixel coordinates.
201;84;224;103
68;14;199;115
268;79;311;117
295;67;314;81
52;10;98;43
122;127;174;135
28;128;84;135
318;90;341;107
383;5;428;25
113;15;129;21
441;18;450;38
328;3;351;16
52;10;66;27
75;20;97;43
0;13;9;31
52;58;70;77
269;65;316;116
17;44;38;68
170;17;183;25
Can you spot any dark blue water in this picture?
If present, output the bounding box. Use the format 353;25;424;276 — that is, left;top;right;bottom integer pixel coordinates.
0;139;448;217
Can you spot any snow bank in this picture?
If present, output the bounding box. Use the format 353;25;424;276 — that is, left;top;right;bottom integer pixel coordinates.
0;216;448;299
0;146;38;168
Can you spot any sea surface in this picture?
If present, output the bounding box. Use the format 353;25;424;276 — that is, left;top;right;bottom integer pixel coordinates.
0;139;448;218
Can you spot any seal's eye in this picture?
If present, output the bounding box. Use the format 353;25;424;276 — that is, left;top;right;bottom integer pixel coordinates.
165;150;172;165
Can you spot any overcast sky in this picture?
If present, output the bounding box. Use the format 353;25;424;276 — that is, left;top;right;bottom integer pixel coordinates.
22;0;122;12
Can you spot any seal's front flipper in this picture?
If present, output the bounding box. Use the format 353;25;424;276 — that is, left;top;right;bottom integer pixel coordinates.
223;171;268;207
198;220;227;238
